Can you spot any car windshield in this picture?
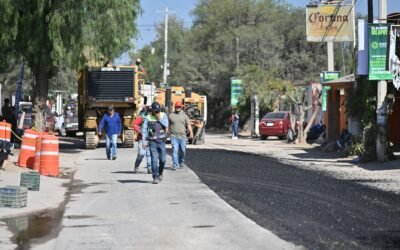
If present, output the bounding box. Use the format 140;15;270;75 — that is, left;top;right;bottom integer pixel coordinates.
264;112;286;119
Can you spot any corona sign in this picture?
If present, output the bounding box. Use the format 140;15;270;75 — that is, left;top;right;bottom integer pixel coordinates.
306;5;354;42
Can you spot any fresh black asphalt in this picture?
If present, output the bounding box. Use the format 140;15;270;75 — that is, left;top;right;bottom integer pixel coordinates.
183;149;400;250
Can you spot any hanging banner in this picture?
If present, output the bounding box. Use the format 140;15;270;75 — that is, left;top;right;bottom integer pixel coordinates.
230;79;243;107
306;5;354;42
388;25;400;90
357;19;369;75
368;23;393;80
321;86;331;112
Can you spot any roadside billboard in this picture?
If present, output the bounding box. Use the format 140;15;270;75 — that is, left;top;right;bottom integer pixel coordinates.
306;5;354;42
230;79;243;107
368;24;393;80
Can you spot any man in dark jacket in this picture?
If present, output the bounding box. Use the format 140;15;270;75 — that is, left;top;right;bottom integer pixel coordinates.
98;106;122;160
142;102;169;184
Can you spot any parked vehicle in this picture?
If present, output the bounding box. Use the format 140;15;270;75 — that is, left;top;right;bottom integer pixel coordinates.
259;111;290;140
17;102;33;130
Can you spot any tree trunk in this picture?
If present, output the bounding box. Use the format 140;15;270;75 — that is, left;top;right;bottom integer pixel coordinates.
298;105;305;143
34;64;50;101
298;105;321;144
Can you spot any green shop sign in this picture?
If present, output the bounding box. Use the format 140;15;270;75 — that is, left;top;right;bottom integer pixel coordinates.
320;71;339;112
368;24;393;80
322;71;341;83
230;79;243;107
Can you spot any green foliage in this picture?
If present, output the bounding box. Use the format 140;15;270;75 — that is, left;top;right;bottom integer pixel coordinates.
0;0;142;99
136;0;345;128
347;76;377;127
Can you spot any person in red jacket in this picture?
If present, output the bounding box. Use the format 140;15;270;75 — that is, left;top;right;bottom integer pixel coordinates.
132;106;152;174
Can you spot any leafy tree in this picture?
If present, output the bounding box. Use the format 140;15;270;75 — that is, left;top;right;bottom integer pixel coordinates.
137;0;354;128
0;0;141;100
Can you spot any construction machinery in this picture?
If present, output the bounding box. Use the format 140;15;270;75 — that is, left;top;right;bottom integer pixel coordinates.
78;66;143;149
155;86;207;144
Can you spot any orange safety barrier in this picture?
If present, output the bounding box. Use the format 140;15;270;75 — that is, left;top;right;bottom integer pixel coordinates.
18;129;40;168
33;135;43;171
39;135;59;176
0;121;12;142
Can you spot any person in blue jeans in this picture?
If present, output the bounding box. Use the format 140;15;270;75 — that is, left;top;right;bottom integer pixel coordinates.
132;107;152;174
98;106;122;160
230;111;239;139
168;102;193;170
142;102;169;184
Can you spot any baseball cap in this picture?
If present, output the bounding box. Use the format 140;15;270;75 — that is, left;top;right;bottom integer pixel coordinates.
175;102;183;108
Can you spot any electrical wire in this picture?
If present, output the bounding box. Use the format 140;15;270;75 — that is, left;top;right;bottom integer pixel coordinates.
333;0;359;39
320;0;344;42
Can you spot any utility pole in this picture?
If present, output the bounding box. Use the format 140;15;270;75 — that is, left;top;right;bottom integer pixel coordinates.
236;37;240;70
352;0;356;49
327;41;334;71
163;7;169;88
376;0;387;162
368;0;374;23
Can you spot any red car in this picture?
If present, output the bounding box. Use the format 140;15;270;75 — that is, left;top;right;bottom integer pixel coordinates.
259;111;290;140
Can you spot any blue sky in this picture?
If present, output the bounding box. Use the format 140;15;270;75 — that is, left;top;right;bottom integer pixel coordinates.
116;0;400;64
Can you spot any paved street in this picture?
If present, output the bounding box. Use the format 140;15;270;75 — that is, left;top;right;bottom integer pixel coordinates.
27;139;297;250
185;148;400;249
1;135;400;249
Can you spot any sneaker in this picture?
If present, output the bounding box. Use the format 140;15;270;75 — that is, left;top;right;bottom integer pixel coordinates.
107;156;111;160
147;169;152;174
152;178;159;184
171;166;178;171
112;156;117;160
133;167;139;174
179;163;188;169
159;174;163;182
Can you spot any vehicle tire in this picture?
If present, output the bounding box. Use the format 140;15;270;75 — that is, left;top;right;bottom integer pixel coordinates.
194;128;205;145
287;129;295;142
66;131;75;137
278;136;286;140
60;125;67;137
123;129;134;148
260;135;267;140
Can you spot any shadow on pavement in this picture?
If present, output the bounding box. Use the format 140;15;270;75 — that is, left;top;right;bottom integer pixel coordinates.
59;137;85;154
84;158;108;161
291;146;400;171
111;171;135;174
118;180;152;184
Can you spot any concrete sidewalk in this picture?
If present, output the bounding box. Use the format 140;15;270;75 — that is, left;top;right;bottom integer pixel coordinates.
0;139;79;250
198;134;400;194
30;144;299;250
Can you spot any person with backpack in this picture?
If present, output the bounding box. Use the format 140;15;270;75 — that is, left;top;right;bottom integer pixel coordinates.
142;102;169;184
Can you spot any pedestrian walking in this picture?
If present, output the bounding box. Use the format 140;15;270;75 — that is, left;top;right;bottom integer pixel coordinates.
168;101;193;170
142;102;169;184
98;106;122;160
132;106;152;174
1;98;12;123
230;111;239;139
